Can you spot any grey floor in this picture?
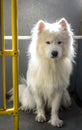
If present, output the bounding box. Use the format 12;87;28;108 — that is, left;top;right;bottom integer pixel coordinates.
0;100;82;130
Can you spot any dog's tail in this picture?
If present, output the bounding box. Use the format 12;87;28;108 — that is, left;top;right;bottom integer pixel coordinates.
6;77;27;102
6;89;13;101
6;77;35;111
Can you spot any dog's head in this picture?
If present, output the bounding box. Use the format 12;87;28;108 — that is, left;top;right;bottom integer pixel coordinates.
31;18;74;61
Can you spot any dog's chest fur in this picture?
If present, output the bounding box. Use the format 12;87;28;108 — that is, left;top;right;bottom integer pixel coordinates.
27;58;72;100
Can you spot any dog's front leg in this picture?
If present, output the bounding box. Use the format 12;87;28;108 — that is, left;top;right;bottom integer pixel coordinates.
34;94;46;122
49;90;63;127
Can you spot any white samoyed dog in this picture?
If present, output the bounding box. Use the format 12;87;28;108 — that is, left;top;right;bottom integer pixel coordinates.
9;18;75;127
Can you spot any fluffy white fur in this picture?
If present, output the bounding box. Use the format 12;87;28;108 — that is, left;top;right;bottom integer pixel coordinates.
14;18;75;127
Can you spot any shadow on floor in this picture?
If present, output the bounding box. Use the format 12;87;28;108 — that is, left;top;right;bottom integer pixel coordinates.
0;100;82;130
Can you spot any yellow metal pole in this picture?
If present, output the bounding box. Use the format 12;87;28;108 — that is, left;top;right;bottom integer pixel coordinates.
0;0;19;129
1;0;7;110
11;0;19;130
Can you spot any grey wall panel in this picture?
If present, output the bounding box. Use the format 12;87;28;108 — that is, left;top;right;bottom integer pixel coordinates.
75;40;82;101
4;0;82;35
4;0;11;35
18;0;82;35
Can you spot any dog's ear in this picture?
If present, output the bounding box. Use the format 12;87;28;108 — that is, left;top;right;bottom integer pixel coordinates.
58;18;68;30
37;20;45;32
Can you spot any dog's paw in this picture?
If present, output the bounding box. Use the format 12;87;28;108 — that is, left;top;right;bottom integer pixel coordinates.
35;114;46;122
48;118;63;127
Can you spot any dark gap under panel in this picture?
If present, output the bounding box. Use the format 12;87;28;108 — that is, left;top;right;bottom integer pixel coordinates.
6;56;13;109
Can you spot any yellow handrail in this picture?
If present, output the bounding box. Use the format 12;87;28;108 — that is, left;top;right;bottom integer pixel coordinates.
1;0;6;110
0;0;19;130
11;0;19;129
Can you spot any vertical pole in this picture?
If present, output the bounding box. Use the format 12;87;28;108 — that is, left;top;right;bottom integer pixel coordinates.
0;1;1;48
11;0;19;130
1;0;6;110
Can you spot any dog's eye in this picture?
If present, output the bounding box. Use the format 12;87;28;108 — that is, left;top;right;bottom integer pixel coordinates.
58;41;62;44
46;41;51;44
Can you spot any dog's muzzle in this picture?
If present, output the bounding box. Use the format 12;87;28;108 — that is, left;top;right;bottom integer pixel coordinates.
51;51;58;58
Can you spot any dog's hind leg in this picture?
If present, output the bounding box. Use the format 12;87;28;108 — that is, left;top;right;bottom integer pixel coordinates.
62;89;72;108
19;84;36;111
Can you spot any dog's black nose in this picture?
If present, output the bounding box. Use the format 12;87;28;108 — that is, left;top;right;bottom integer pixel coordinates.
51;51;58;58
